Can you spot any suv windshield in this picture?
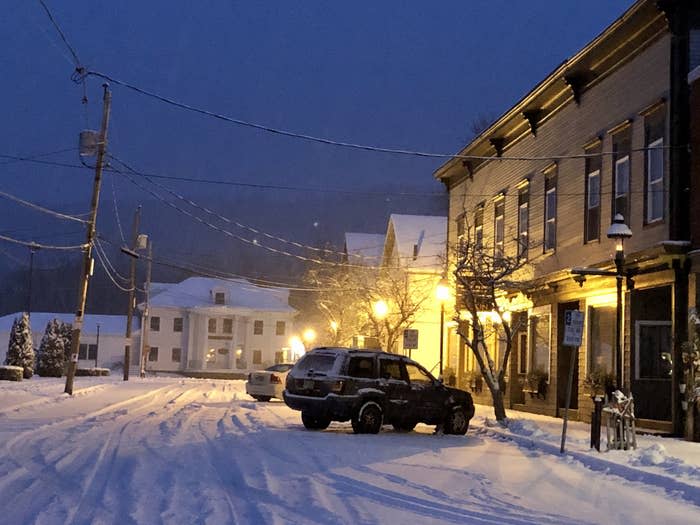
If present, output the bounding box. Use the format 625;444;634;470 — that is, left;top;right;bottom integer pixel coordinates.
294;353;337;374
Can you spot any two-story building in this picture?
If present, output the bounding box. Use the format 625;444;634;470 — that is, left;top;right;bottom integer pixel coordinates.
141;277;297;376
434;0;700;435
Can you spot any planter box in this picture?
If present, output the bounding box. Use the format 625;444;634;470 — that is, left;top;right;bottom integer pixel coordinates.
75;368;110;377
0;365;23;381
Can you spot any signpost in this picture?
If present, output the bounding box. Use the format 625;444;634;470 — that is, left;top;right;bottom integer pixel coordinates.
403;329;418;359
561;310;584;453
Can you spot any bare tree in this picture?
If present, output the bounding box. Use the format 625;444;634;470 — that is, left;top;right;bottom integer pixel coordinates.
452;231;529;422
302;264;433;352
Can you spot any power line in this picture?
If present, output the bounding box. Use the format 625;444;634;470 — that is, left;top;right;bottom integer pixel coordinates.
0;233;88;251
85;69;675;163
0;146;77;166
0;189;88;224
39;0;84;75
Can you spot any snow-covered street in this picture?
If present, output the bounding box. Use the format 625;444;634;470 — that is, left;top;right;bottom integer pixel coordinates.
1;377;698;525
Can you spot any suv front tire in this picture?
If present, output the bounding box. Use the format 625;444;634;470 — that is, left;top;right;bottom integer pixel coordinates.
444;406;470;435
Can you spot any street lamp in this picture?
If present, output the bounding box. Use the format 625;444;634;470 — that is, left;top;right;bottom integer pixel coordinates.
606;214;632;390
302;328;317;347
372;300;388;319
436;278;450;377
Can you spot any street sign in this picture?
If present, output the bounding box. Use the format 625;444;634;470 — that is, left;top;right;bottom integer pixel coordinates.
403;329;419;350
563;310;584;347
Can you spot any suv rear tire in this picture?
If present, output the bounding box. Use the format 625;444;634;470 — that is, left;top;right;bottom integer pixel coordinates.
352;401;383;434
444;406;470;435
301;412;331;430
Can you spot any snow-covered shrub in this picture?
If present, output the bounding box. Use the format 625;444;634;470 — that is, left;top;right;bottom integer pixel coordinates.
0;365;23;381
5;313;34;379
59;321;73;362
75;367;110;376
36;319;65;377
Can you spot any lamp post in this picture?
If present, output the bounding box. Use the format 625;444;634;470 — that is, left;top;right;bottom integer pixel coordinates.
436;278;450;377
606;214;632;390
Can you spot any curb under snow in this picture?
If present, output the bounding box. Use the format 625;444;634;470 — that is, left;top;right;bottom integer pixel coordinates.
473;422;700;508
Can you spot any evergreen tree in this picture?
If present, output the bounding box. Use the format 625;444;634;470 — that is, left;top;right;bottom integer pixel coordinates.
5;313;35;379
36;319;65;377
59;321;73;361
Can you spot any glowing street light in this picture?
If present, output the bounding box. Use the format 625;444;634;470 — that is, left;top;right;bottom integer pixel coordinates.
372;300;389;319
302;328;317;345
330;320;339;332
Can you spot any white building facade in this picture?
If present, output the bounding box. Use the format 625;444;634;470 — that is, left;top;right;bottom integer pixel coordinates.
142;277;297;375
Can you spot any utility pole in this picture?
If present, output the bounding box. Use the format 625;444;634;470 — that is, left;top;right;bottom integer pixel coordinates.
123;206;141;381
64;83;112;395
140;239;153;378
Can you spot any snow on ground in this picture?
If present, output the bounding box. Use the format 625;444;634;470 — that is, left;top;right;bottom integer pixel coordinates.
0;377;698;525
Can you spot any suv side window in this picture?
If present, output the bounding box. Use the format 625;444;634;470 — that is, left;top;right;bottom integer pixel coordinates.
379;359;404;381
347;356;376;379
405;363;434;385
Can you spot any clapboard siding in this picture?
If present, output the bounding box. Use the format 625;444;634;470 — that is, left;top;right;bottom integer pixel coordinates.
450;35;671;279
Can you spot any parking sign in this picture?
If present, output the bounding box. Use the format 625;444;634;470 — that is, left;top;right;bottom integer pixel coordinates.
563;310;584;347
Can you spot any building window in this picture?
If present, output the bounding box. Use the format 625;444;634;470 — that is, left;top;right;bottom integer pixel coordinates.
253;320;263;335
474;203;484;250
644;106;666;224
150;316;160;332
208;318;217;333
588;306;615;375
517;186;529;260
584;143;602;243
148;346;159;362
613;155;630;219
544;172;557;252
223;318;233;334
275;351;284;364
275;321;286;336
456;213;465;239
171;348;181;363
646;138;664;223
173;317;183;332
518;332;528;375
494;198;505;258
78;343;97;360
253;350;262;364
214;292;225;305
529;312;550;375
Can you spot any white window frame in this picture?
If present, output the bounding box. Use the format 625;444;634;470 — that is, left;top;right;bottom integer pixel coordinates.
614;155;630;217
646;137;664;223
527;305;551;378
544;186;556;251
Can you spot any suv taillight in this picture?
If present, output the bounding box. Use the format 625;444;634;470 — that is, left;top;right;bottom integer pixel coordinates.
270;373;282;384
330;380;345;394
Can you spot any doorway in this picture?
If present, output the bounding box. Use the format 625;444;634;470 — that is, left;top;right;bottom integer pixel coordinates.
557;301;581;413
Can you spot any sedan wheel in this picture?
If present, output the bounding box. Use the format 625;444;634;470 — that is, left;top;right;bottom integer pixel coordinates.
444;406;470;435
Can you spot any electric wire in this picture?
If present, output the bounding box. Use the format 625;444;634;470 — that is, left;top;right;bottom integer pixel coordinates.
85;69;675;163
0;146;78;166
92;241;135;292
108;172;127;243
37;0;82;68
0;189;88;224
0;233;88;251
93;237;130;283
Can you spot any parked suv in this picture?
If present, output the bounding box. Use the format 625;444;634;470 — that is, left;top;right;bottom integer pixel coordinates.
283;347;474;434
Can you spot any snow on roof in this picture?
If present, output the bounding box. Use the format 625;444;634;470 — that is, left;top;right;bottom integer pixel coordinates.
0;312;127;335
344;233;385;266
147;277;295;312
149;282;172;299
384;214;446;271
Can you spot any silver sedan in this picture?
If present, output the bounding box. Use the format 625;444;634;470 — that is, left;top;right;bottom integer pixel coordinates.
245;363;294;401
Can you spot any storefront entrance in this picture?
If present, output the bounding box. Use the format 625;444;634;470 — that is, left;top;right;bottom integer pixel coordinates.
630;286;672;422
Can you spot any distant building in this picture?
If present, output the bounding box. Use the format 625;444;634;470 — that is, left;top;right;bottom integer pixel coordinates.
381;214;447;373
0;312;130;370
141;277;297;375
343;232;385;266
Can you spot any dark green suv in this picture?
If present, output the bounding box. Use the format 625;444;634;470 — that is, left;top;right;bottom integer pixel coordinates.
283;347;474;434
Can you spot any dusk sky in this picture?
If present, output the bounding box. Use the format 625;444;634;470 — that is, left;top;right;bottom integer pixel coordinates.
1;0;635;276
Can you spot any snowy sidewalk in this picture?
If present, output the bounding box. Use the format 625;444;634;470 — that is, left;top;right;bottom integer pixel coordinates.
471;404;700;506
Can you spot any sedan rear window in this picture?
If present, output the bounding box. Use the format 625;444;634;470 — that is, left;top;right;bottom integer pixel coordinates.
265;364;293;372
294;354;337;374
